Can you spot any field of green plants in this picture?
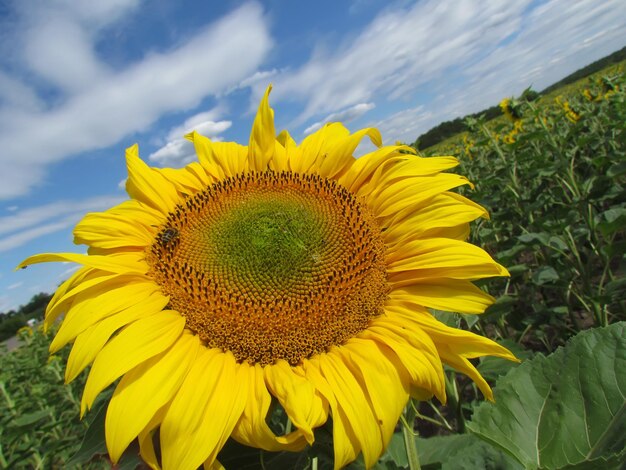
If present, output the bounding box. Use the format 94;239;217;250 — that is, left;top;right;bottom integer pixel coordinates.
1;65;624;469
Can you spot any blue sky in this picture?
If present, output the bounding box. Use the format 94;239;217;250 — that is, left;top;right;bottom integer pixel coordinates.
0;0;625;313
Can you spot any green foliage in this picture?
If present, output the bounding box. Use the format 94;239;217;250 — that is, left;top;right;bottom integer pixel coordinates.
0;316;28;342
468;322;626;470
0;327;91;468
396;433;522;470
422;67;626;354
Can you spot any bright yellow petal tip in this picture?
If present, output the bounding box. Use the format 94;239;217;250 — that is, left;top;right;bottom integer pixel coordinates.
248;84;275;171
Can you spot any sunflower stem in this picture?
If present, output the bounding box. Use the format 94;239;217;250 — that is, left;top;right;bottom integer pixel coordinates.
402;401;421;470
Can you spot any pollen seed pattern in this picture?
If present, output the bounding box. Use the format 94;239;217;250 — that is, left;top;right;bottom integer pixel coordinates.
147;171;388;365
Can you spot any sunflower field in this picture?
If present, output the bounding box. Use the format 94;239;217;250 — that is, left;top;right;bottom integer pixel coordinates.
1;66;624;470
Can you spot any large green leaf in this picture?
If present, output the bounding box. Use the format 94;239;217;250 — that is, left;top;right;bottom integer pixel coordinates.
372;432;522;470
468;323;626;469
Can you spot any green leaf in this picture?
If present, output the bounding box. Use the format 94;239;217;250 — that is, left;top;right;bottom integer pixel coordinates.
382;433;523;470
604;278;626;302
532;266;560;285
66;400;108;467
597;208;626;236
548;236;569;251
484;295;517;319
607;161;626;178
518;232;551;245
478;340;534;381
507;264;528;276
432;310;462;328
468;323;626;470
10;409;50;428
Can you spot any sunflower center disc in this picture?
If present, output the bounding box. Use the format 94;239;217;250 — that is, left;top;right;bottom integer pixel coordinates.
147;171;388;365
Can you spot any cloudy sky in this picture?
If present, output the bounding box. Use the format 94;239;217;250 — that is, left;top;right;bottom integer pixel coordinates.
0;0;624;313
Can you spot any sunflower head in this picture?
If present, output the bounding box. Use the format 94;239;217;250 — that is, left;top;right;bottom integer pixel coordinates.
20;86;516;470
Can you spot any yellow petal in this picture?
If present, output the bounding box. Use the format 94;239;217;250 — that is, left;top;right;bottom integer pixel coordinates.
386;237;509;279
388;279;496;314
51;281;164;353
160;350;248;470
276;129;303;172
204;460;226;470
106;332;200;463
81;310;185;414
232;363;308;452
360;322;445;402
138;407;168;470
438;344;495;401
338;147;411;193
210;141;250;175
107;198;164;228
317;127;382;179
248;85;275;171
366;173;472;218
295;123;349;174
271;138;290;172
303;358;357;470
46;272;142;329
422;223;471;241
383;192;487;244
264;360;328;445
363;156;459;194
341;340;409;447
74;212;154;249
64;292;170;382
17;252;147;275
318;351;382;469
389;305;518;362
44;267;98;328
125;144;179;214
156;166;209;194
186;132;248;177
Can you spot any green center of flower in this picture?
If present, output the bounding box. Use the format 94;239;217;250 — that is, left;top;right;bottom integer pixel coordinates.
147;171;388;365
203;197;325;292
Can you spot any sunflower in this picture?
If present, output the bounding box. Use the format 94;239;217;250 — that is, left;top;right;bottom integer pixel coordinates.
20;86;515;469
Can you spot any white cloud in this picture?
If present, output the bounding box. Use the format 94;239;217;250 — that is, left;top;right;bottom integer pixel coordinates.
23;16;111;93
149;140;197;167
0;2;272;200
59;265;81;278
0;195;124;252
0;70;43;112
148;109;233;167
373;105;432;145
260;0;625;143
165;109;230;141
7;282;23;291
266;0;533;122
225;69;281;97
0;295;11;313
303;102;375;135
0;221;76;253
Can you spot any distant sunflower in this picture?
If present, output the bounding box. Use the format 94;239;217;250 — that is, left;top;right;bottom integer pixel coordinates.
20;86;515;470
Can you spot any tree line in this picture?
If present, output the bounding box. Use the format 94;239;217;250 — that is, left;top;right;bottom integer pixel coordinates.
0;293;52;342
